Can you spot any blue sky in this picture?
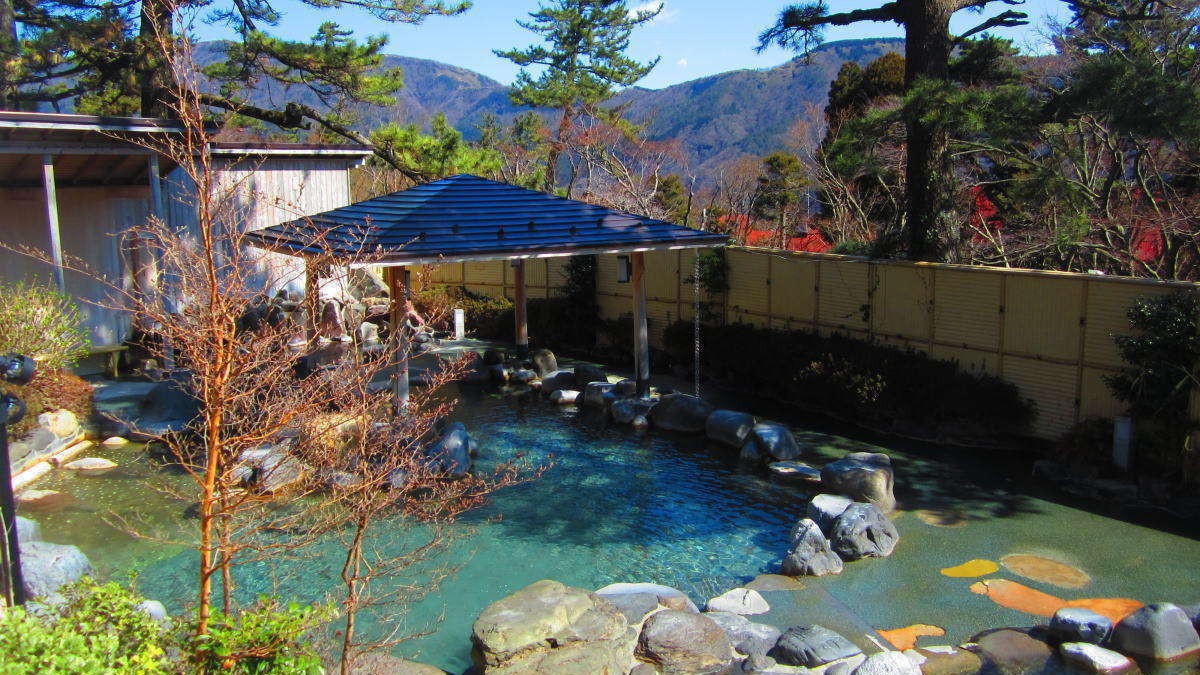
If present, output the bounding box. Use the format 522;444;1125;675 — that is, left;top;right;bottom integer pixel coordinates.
196;0;1072;90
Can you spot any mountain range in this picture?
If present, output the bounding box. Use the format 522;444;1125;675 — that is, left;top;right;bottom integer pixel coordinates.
214;37;904;180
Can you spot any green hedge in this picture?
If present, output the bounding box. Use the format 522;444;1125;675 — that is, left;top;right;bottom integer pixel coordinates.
663;320;1035;441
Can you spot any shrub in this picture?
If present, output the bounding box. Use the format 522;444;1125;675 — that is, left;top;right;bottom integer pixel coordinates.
0;579;168;674
1;367;94;439
184;598;333;675
0;281;90;371
663;320;1034;440
412;285;514;339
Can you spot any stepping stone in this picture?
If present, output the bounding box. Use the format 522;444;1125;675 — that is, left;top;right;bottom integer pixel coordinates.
768;461;822;483
705;588;769;615
1111;603;1200;660
17;489;74;512
102;436;130;447
745;574;804;592
1060;642;1135;673
1050;607;1113;644
769;624;862;667
62;457;118;474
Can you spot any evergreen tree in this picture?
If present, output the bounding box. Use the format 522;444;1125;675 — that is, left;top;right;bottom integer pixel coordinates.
753;152;808;233
495;0;660;193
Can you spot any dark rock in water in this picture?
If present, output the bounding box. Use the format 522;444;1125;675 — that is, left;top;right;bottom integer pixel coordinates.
425;422;473;477
581;381;618;408
488;364;512;382
745;422;802;461
769;624;862;667
541;370;577;396
650;394;715;433
821;454;896;512
1050;607;1113;645
705;611;781;657
615;379;638;397
510;369;538;384
21;541;93;600
482;349;506;366
782;519;843;577
974;629;1055;674
1111;603;1200;660
531;348;558;376
637;610;733;675
574;364;608;386
828;503;899;560
768;461;822;484
463;366;492;385
807;494;853;534
550;389;580;405
611;398;657;425
706;410;756;449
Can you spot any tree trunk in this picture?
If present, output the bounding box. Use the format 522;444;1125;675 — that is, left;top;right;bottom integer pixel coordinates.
0;0;17;109
138;0;175;117
902;2;956;261
544;102;575;193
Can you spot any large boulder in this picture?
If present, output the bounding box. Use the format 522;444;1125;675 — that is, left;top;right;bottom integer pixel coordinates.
582;381;618;409
603;592;662;626
574;364;609;387
233;446;308;493
829;503;900;560
425;422;473;477
611;399;657;425
854;651;921;675
541;370;577;396
782;519;843;577
1050;607;1113;645
769;625;862;667
636;609;733;675
16;516;41;543
741;422;803;462
1110;603;1200;660
974;629;1054;674
705;588;769;615
596;583;699;613
471;580;634;675
821;453;896;512
706;411;756;449
21;541;93;599
9;410;83;465
551;389;581;405
808;494;853;534
531;349;558;377
132;375;201;440
704;612;781;657
650;394;715;434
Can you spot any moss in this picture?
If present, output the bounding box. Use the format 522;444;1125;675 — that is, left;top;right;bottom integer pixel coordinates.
1;368;94;438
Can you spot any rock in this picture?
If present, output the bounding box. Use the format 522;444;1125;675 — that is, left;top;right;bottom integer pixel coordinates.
1060;643;1135;673
16;489;73;512
632;416;649;430
745;422;802;461
582;381;618;408
482;349;506;366
706;588;769;616
511;369;538;384
471;579;633;674
767;461;822;483
1049;607;1113;644
551;389;581;405
21;541;93;599
603;592;661;626
615;379;638;397
541;370;577;396
612;398;657;425
489;364;513;382
744;574;805;592
821;455;896;512
650;394;715;433
9;410;82;465
317;469;362;490
1110;603;1200;660
770;625;862;667
62;457;118;474
234;446;308;493
596;583;699;613
910;646;982;675
134;376;201;435
974;629;1054;674
636;609;733;675
828;663;857;675
102;436;129;447
16;516;41;543
706;410;756;448
740;653;777;673
352;654;448;674
574;364;609;386
387;468;411;491
854;651;921;675
782;519;844;577
137;600;169;623
531;349;558;376
464;367;492;385
829;503;900;560
705;612;781;657
426;422;473;477
808;494;853;534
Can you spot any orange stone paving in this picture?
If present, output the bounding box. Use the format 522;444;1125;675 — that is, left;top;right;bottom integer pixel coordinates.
879;624;947;650
969;578;1143;623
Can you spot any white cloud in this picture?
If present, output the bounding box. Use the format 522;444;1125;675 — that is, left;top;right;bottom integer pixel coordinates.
676;58;688;68
629;1;679;24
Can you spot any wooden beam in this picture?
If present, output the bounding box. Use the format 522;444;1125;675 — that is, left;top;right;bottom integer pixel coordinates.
631;252;650;397
40;154;65;291
513;259;528;356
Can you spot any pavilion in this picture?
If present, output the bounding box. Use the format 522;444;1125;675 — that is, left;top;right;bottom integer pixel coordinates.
246;174;726;398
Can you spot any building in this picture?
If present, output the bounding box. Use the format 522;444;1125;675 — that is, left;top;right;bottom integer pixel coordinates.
0;111;371;363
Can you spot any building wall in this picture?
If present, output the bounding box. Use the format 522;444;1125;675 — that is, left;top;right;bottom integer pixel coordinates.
431;248;1199;441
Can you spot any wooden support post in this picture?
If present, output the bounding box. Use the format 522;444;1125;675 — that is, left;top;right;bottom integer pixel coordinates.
386;267;410;413
40;155;65;291
305;260;319;343
631;252;650;397
513;259;529;357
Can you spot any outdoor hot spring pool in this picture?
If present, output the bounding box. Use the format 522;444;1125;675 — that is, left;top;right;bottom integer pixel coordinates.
22;379;1200;673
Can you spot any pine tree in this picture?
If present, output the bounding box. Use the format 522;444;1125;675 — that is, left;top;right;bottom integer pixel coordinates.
495;0;660;193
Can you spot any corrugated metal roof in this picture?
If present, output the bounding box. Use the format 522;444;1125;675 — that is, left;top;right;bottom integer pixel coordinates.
246;174;728;264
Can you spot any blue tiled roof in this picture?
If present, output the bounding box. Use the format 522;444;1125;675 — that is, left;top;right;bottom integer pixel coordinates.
246;174;727;264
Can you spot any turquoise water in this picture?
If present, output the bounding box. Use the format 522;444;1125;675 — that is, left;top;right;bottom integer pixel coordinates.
23;382;1200;673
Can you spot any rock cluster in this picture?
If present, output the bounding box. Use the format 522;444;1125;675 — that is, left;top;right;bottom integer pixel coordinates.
781;493;899;580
